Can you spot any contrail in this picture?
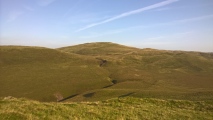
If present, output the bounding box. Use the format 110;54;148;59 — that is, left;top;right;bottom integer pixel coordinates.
76;0;179;32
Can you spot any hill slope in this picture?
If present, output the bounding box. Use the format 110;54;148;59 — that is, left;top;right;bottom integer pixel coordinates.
1;42;213;102
1;97;213;120
58;42;213;101
0;46;111;102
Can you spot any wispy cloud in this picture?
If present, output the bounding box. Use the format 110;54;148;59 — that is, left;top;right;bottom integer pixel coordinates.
79;14;213;39
76;0;179;32
38;0;57;6
7;11;24;22
132;14;213;29
79;15;112;24
170;14;213;24
155;7;171;11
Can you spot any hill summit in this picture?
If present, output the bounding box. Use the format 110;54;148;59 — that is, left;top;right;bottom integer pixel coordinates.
58;42;139;55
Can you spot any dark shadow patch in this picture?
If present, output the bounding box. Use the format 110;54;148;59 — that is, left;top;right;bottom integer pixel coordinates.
83;92;95;98
111;80;117;84
58;94;79;102
103;84;113;88
96;58;107;67
118;92;135;98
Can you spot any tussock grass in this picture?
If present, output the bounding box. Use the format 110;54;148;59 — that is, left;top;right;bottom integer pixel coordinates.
1;97;213;120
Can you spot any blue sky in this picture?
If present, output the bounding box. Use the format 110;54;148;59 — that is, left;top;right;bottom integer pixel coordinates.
0;0;213;52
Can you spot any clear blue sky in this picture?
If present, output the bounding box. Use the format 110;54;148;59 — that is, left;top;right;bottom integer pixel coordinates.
1;0;213;52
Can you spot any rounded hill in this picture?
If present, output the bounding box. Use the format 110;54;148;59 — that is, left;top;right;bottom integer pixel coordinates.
58;42;140;55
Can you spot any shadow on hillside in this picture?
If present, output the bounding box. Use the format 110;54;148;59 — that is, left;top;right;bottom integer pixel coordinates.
96;58;107;67
103;84;113;88
118;92;135;98
111;80;117;84
58;94;79;102
83;92;95;98
103;80;118;88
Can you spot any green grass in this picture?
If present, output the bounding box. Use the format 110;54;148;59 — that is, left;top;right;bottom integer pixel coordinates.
0;46;111;102
0;97;213;120
1;42;213;102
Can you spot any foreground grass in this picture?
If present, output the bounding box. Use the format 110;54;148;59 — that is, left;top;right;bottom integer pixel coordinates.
1;97;213;120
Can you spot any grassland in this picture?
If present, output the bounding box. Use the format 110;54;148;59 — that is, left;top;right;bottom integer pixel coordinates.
1;97;213;120
1;42;213;102
0;46;111;102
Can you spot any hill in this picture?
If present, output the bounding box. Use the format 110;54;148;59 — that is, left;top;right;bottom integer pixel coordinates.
58;42;213;101
1;97;213;119
0;46;111;102
1;42;213;102
58;42;140;55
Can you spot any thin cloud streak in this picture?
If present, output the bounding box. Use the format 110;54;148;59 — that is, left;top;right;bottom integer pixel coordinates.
171;14;213;24
155;7;171;11
117;14;213;33
80;14;213;38
135;14;213;28
76;0;179;32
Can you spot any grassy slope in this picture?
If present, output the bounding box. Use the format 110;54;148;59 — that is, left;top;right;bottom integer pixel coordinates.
0;97;213;120
0;46;111;102
58;42;213;101
1;42;213;102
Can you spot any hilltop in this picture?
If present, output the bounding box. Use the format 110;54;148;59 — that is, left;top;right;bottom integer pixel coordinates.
58;42;139;55
1;42;213;102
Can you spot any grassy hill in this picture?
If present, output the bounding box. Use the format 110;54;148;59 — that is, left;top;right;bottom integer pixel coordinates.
1;97;213;120
1;42;213;102
0;46;111;102
58;42;213;101
58;42;139;55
